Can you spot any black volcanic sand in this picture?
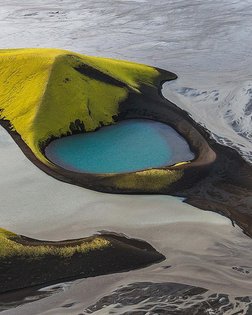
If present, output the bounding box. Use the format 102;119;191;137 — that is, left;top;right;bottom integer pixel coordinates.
0;233;164;295
1;67;251;237
83;281;252;314
2;281;251;313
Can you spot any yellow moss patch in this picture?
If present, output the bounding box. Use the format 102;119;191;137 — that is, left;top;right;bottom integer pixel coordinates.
114;169;183;192
0;228;110;259
0;228;17;239
0;48;160;165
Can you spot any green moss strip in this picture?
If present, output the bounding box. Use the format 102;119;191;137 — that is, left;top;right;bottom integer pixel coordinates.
0;228;110;259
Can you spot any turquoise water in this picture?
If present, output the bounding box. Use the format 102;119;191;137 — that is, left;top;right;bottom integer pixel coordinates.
45;119;194;174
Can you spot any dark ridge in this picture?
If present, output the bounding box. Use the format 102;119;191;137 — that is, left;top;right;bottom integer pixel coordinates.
86;99;92;116
0;233;165;295
74;64;128;88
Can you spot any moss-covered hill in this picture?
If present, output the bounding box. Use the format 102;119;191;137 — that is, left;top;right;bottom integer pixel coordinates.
0;48;161;165
0;48;193;193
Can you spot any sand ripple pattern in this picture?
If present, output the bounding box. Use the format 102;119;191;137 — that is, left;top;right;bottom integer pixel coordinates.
83;282;252;315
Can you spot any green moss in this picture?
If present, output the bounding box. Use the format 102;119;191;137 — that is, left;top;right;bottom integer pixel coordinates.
0;228;110;259
112;169;184;192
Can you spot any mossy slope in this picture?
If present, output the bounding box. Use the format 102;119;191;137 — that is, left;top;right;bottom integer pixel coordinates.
0;227;110;258
0;48;193;193
0;48;160;164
